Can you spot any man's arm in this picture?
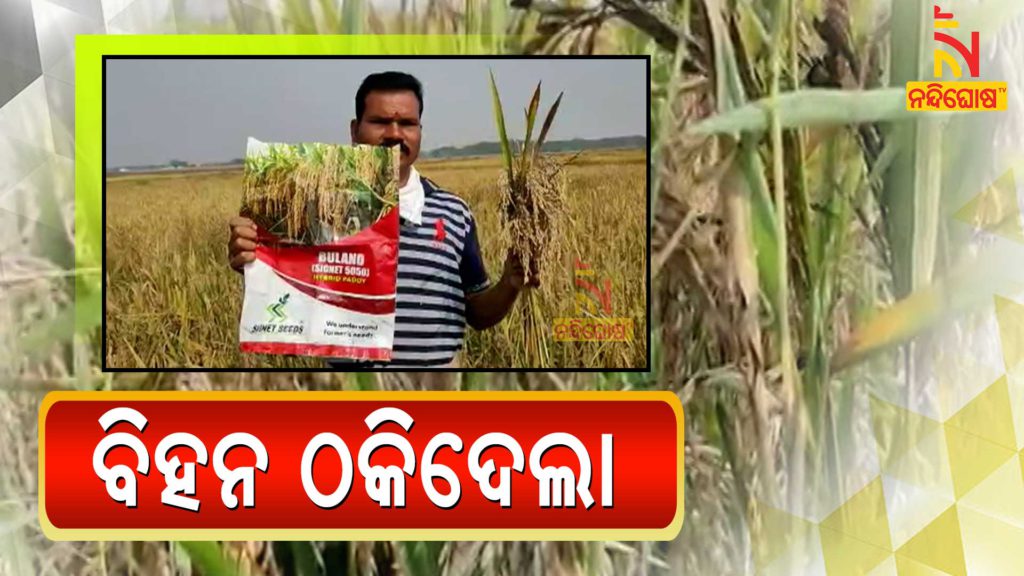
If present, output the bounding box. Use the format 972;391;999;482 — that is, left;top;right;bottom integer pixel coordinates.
458;215;538;331
466;252;535;330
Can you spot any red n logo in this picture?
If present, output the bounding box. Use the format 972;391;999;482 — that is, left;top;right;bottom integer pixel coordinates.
574;259;612;316
933;4;980;78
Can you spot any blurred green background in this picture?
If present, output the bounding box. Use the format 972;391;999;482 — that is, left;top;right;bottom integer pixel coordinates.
5;0;1024;574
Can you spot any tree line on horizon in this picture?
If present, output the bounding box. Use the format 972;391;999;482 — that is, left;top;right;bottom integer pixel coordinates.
109;135;646;171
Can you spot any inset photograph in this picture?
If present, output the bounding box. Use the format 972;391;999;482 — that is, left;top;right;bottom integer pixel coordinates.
103;57;650;370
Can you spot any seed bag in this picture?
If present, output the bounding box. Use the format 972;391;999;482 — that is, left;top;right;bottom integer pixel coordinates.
238;138;400;361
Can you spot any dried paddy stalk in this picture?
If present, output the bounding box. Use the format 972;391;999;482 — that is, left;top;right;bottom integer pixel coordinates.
489;71;567;366
242;141;399;244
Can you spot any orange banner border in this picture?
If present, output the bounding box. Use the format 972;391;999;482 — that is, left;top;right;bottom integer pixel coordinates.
39;390;684;541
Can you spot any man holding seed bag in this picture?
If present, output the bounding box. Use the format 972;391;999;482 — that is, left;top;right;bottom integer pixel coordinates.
228;71;537;368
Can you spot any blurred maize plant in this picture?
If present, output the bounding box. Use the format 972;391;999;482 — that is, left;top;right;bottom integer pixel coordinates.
7;0;1024;575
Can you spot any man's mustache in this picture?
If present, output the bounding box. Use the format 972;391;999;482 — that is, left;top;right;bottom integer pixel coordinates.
381;140;410;155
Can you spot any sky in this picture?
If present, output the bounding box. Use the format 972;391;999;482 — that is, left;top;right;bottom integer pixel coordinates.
105;58;647;167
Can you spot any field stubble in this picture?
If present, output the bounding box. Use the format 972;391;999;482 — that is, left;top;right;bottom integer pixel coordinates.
105;149;648;369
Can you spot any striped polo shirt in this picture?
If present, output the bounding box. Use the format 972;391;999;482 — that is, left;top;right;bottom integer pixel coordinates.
329;173;490;368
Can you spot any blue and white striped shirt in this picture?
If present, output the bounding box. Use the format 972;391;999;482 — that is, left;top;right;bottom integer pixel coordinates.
329;174;490;368
390;175;490;366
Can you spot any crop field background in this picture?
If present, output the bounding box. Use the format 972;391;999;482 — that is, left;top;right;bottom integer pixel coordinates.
7;0;1024;574
104;149;648;369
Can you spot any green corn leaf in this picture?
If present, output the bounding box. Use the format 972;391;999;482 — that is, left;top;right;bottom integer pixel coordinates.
178;542;242;576
354;372;377;391
488;69;514;183
317;0;342;31
688;88;923;136
289;541;324;576
282;0;317;32
884;0;939;301
400;541;444;576
464;0;476;35
341;0;364;34
832;239;1022;372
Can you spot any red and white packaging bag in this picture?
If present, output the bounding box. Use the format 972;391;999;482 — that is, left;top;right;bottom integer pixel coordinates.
238;138;400;361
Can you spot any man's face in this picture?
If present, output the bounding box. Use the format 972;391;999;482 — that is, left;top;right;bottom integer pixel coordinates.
350;89;421;173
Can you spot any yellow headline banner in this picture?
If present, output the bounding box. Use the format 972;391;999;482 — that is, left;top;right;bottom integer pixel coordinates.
906;81;1008;111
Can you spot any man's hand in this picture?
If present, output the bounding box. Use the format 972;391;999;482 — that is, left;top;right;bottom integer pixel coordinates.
500;250;540;290
465;250;538;331
228;216;258;272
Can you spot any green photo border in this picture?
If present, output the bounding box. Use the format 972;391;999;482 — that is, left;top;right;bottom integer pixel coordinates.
75;34;494;337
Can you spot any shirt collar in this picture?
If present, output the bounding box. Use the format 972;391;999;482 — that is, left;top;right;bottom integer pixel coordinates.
399;165;424;225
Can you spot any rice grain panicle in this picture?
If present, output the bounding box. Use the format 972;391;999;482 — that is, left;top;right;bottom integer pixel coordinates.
497;154;569;283
241;142;399;244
